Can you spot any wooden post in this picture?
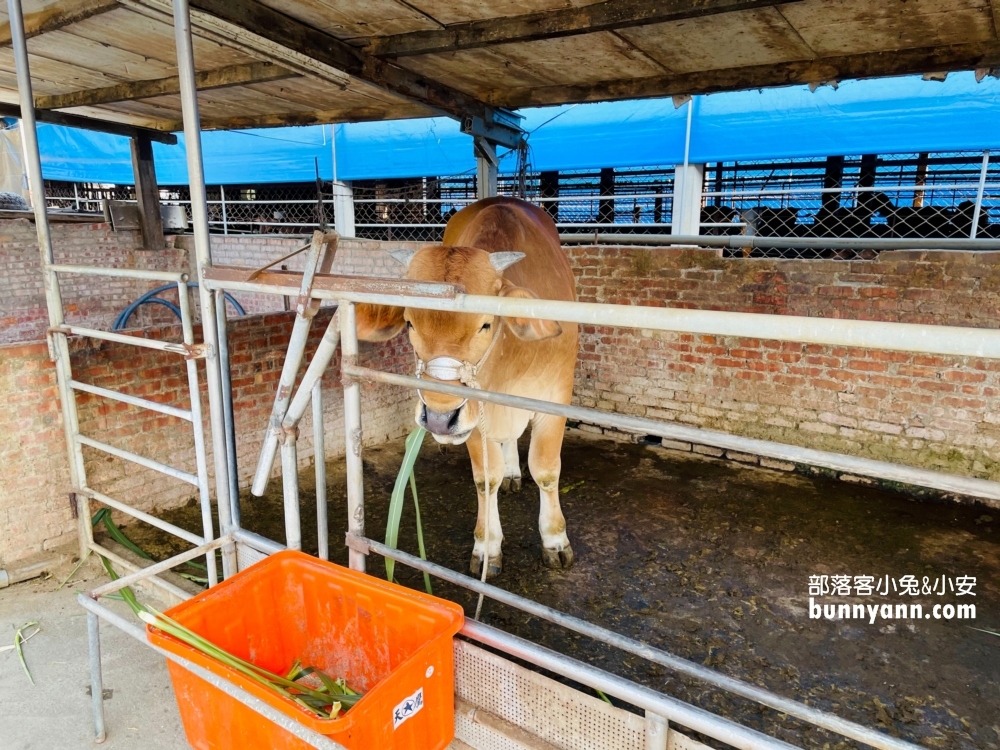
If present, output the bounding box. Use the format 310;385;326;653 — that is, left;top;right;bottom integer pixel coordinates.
130;134;164;249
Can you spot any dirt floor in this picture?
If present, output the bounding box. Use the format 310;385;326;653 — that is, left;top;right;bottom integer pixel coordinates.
127;430;1000;750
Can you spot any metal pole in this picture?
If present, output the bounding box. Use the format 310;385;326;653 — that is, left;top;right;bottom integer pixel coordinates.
340;301;366;571
312;380;329;560
645;712;668;750
176;281;218;586
251;232;327;496
172;0;236;578
220;184;228;236
347;366;1000;502
280;431;302;550
283;312;341;431
215;289;240;527
6;0;89;561
73;181;80;212
971;149;990;239
86;611;107;744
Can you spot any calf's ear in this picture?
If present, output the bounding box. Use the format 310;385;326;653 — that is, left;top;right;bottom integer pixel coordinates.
355;304;405;342
498;281;562;341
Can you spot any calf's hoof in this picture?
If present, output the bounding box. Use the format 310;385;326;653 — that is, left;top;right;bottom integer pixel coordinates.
542;544;574;569
499;476;522;493
470;551;503;579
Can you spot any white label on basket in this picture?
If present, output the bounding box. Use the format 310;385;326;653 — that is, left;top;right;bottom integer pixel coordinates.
392;686;424;730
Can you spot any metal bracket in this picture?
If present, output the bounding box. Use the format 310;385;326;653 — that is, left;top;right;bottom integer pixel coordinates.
462;107;525;151
183;342;210;360
344;532;371;556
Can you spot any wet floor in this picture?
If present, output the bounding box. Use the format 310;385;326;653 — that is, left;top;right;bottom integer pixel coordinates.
126;430;1000;749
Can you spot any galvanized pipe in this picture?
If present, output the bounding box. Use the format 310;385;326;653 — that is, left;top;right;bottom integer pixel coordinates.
346;366;1000;503
215;289;241;527
253;312;341;492
87;611;107;744
364;539;922;750
559;232;1000;251
172;0;236;578
282;312;341;431
251;233;327;496
49;264;189;282
77;434;200;486
340;302;366;572
323;291;1000;361
88;542;191;603
280;432;303;550
89;536;230;600
77;595;347;750
7;0;89;560
177;280;219;586
56;325;199;355
313;381;329;560
85;487;205;547
463;621;797;750
70;379;193;421
971;150;990;239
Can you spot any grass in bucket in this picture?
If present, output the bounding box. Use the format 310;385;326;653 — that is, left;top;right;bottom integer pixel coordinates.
93;512;364;720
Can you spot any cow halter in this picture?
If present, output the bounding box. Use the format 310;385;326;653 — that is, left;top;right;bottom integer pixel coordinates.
413;320;503;404
413;320;503;620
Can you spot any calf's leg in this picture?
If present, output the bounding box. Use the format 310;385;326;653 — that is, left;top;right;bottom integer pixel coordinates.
467;429;505;578
529;413;574;569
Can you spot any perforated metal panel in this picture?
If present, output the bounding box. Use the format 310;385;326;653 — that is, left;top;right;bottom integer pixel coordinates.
454;640;646;750
235;542;268;572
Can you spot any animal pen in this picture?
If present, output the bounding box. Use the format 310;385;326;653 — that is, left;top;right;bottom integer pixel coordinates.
4;0;1000;748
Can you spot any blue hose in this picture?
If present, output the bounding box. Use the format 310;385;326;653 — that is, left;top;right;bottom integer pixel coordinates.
113;282;246;331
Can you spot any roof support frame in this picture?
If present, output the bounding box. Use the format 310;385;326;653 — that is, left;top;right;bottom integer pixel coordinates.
365;0;802;58
0;101;178;143
489;40;1000;108
0;0;118;47
34;61;296;110
122;0;500;124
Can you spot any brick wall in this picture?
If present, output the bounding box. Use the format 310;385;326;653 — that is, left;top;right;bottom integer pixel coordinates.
178;235;422;316
570;247;1000;487
0;218;189;343
0;309;415;567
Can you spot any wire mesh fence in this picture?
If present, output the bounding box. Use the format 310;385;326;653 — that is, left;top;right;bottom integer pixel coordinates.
701;151;999;258
41;150;998;259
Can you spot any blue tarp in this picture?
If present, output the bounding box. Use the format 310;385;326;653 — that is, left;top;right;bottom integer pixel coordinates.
35;72;1000;185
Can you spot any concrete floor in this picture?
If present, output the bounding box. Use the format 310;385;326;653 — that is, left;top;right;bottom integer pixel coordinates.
0;552;187;750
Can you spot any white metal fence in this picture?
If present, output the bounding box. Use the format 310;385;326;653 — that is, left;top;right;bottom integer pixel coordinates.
42;150;1000;257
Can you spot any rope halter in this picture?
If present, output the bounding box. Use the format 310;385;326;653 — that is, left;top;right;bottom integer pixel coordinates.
414;321;502;407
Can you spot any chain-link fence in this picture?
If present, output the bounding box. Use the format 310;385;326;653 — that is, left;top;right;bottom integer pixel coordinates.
42;151;997;258
350;166;675;242
702;151;998;258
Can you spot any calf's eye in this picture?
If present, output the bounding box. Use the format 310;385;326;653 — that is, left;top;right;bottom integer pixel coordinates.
480;323;491;332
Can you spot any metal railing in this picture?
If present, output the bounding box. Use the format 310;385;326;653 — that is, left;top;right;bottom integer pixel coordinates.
196;264;980;749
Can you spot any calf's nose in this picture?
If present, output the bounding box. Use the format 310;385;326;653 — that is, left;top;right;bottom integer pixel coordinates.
420;403;462;435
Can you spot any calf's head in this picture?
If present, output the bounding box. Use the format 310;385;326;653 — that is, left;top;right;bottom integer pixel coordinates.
355;245;562;444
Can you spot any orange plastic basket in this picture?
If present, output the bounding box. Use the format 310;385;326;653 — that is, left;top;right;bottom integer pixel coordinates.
147;550;464;750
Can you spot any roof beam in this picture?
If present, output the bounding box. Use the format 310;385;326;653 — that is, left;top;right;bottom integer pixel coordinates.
0;102;177;143
178;0;497;121
34;61;295;110
164;104;436;131
366;0;801;58
489;40;1000;108
0;0;119;46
